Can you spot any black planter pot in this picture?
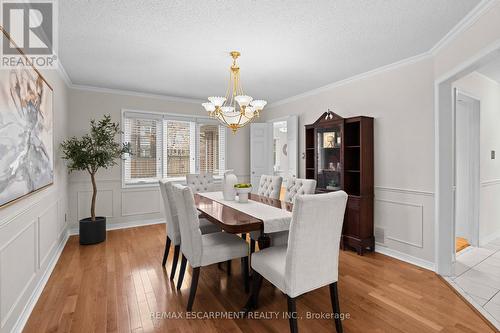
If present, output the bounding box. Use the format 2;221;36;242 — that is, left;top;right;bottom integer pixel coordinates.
79;217;106;245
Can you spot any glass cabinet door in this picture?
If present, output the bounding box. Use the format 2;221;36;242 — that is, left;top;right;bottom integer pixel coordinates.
316;124;342;191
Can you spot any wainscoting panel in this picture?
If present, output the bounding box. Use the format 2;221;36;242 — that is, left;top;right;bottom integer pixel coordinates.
375;199;423;248
480;180;500;245
0;189;69;333
374;186;435;265
38;203;59;269
121;189;161;216
0;222;37;327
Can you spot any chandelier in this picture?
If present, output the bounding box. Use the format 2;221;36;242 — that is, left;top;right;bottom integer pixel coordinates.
202;51;267;133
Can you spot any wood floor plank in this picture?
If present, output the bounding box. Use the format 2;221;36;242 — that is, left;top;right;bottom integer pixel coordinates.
23;224;496;333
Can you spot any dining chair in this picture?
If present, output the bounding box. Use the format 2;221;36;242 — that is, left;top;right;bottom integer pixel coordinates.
186;173;215;193
172;184;250;311
284;176;317;203
256;175;283;199
249;175;283;251
159;180;220;282
245;191;348;333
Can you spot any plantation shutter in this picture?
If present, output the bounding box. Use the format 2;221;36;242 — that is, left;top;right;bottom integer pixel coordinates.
123;112;162;184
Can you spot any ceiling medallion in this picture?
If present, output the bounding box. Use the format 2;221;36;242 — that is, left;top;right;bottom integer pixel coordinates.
202;51;267;133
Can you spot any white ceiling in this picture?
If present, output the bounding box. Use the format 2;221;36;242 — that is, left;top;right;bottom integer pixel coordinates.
60;0;481;103
477;56;500;85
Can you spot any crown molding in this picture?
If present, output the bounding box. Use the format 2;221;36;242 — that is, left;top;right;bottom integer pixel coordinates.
56;60;72;87
429;0;498;55
473;71;500;86
69;84;204;104
268;52;432;108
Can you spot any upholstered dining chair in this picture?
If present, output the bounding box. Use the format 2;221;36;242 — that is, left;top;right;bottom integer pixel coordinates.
159;180;220;282
172;184;250;311
284;176;317;203
249;175;283;251
251;176;317;251
186;173;215;193
245;191;348;333
257;175;283;199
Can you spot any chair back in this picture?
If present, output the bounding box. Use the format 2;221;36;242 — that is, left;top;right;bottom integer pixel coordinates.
284;177;317;203
172;184;203;267
284;191;348;298
186;173;215;193
257;175;283;199
159;180;181;245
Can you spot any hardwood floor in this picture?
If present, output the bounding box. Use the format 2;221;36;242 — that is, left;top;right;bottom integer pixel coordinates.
456;237;470;252
24;224;495;333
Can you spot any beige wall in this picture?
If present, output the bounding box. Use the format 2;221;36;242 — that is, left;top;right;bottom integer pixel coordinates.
454;72;500;244
0;69;69;332
67;88;250;228
262;58;436;265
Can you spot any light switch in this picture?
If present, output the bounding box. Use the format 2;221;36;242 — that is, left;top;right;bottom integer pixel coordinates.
492;151;496;160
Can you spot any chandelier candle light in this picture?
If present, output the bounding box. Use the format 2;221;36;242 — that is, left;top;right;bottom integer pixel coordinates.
202;51;267;133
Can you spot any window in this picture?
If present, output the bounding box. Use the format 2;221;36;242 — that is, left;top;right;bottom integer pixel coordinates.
123;110;226;185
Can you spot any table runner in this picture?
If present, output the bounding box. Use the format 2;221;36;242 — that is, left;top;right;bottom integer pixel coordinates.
198;192;292;233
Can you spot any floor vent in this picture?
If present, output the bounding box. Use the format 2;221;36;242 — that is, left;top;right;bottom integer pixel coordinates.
375;227;385;244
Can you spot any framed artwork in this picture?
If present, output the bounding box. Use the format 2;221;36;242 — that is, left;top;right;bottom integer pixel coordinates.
0;28;54;208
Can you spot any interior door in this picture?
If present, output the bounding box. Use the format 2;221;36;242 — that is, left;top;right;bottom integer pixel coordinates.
287;115;298;179
250;123;272;190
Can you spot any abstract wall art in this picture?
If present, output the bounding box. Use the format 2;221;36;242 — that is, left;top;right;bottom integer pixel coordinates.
0;28;54;208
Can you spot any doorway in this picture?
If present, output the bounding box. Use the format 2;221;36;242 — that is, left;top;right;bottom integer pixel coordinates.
454;92;480;253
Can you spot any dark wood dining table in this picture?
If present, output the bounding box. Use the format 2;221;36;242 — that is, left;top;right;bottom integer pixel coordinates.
194;192;293;248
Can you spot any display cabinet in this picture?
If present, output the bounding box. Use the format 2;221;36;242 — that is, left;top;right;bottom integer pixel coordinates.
305;112;374;255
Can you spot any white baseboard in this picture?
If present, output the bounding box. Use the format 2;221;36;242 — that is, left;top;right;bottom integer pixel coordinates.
480;229;500;247
12;229;70;333
375;244;435;271
68;218;165;235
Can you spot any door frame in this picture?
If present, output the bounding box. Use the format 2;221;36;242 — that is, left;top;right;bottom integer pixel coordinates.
453;89;481;252
435;39;500;275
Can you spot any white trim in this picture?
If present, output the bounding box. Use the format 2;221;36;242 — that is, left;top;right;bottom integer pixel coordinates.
375;186;434;197
68;218;166;235
481;179;500;187
71;84;203;104
473;71;500;87
11;229;70;333
434;38;500;276
429;0;498;55
268;52;432;108
375;244;435;271
56;61;72;87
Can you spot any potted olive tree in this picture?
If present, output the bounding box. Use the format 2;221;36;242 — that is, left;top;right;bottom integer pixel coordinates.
61;115;130;245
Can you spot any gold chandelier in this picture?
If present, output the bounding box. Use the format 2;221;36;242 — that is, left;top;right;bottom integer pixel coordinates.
202;51;267;133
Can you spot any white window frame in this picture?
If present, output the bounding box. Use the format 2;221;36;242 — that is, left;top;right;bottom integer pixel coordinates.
121;109;227;188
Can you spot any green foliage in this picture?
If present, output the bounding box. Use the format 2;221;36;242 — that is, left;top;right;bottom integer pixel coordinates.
61;115;131;175
234;183;252;189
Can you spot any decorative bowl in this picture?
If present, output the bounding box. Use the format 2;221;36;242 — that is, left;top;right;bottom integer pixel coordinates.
234;184;252;203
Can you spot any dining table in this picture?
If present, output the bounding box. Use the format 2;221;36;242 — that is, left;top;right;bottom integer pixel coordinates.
194;192;294;249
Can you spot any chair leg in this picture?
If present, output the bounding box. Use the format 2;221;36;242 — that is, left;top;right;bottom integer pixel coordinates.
287;296;298;333
187;267;200;311
177;254;187;290
226;260;232;276
250;239;256;253
250;271;263;309
330;282;343;333
162;236;171;267
170;245;180;281
242;256;249;293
